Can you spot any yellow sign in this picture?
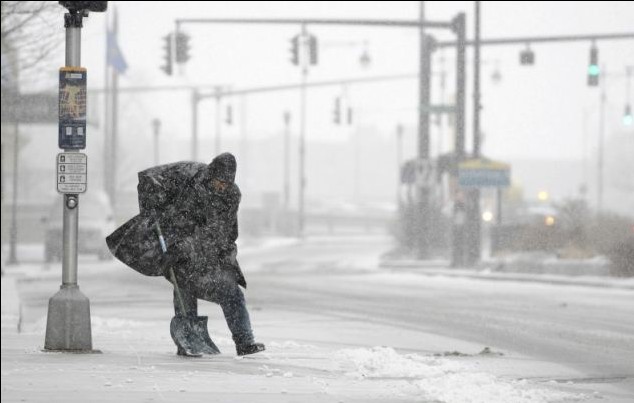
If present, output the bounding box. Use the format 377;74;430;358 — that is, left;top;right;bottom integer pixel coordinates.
458;158;510;171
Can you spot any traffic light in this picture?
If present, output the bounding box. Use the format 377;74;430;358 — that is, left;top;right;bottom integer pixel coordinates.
175;32;191;64
309;34;318;66
333;97;341;124
624;104;633;126
289;35;300;66
160;33;173;76
588;45;599;87
519;48;534;65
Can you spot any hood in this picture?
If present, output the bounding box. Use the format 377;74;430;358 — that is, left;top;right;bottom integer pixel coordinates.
208;152;237;183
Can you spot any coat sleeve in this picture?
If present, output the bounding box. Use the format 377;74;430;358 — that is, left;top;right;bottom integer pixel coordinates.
226;187;246;288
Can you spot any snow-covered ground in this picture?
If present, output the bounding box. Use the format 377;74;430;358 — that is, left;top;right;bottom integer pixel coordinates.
2;235;633;402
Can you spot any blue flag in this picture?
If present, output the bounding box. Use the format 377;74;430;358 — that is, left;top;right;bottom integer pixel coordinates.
107;29;127;74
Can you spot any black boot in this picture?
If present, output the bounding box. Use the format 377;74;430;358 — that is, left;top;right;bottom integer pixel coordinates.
236;342;266;356
177;346;202;357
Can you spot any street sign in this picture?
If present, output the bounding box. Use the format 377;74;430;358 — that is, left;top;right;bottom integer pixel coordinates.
58;67;87;149
458;158;510;188
57;153;87;193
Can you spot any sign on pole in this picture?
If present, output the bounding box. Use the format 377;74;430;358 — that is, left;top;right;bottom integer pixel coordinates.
458;158;511;188
58;67;87;150
57;153;87;193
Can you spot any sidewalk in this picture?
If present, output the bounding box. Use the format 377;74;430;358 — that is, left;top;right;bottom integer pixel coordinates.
380;259;634;290
1;261;629;402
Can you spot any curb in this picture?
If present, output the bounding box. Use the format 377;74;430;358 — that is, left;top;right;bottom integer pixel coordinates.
380;261;634;290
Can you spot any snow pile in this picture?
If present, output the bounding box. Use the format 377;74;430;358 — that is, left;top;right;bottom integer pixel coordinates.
336;346;461;379
268;340;317;350
335;346;586;403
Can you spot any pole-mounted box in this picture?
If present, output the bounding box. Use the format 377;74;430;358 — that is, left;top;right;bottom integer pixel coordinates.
58;67;87;149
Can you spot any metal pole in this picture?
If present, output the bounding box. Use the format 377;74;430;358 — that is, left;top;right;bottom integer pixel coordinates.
298;24;308;237
396;123;403;204
110;11;119;209
103;15;111;199
191;89;199;161
451;12;466;268
7;122;19;265
454;13;466;159
353;127;360;203
44;7;95;353
473;1;481;159
240;95;248;185
283;111;291;210
419;2;430;160
597;67;606;212
152;119;161;166
215;87;222;155
466;1;482;267
416;1;433;259
496;187;502;225
63;17;81;286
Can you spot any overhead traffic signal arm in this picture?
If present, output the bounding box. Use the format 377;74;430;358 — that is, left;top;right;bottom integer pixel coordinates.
161;33;173;76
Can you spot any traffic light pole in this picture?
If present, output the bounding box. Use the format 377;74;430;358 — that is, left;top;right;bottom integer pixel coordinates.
191;89;199;161
214;86;222;155
298;23;308;237
6;122;19;265
451;13;467;268
152;118;161;165
417;25;434;258
283;111;291;211
45;7;96;352
597;69;606;212
465;1;482;267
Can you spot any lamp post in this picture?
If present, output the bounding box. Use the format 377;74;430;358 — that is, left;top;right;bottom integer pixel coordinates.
152;118;161;165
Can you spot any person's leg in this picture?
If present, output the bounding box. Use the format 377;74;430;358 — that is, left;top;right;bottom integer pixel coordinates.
194;274;255;346
219;284;254;346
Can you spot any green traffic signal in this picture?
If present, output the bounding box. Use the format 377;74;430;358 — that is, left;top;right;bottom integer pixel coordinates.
588;64;600;76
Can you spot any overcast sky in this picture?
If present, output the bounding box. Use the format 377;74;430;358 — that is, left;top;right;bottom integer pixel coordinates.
17;1;633;210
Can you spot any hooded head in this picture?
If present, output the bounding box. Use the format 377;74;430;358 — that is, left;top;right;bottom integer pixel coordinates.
209;152;237;184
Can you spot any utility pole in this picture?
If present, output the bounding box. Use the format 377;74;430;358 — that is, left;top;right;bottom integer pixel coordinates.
7;123;20;265
396;123;404;204
109;9;120;209
597;65;606;212
451;12;467;268
191;89;199;161
417;1;434;259
283;111;291;211
214;86;222;155
466;1;482;267
298;23;309;237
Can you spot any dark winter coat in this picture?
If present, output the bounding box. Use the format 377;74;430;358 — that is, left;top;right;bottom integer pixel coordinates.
106;157;247;288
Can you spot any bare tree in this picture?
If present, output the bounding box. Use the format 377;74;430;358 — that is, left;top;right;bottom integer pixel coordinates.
1;1;63;87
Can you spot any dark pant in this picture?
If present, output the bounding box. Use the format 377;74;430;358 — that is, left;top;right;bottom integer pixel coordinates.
172;272;254;346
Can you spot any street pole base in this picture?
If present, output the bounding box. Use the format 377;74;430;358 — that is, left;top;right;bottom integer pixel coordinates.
44;284;94;352
42;348;102;354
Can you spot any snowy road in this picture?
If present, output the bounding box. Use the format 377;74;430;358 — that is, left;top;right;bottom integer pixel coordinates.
3;235;634;402
242;236;634;378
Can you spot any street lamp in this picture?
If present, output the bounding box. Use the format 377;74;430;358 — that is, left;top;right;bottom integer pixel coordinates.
625;67;633;126
152;118;161;166
624;104;633;126
359;41;371;68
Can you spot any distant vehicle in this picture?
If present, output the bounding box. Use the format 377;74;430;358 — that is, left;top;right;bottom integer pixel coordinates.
43;191;115;262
